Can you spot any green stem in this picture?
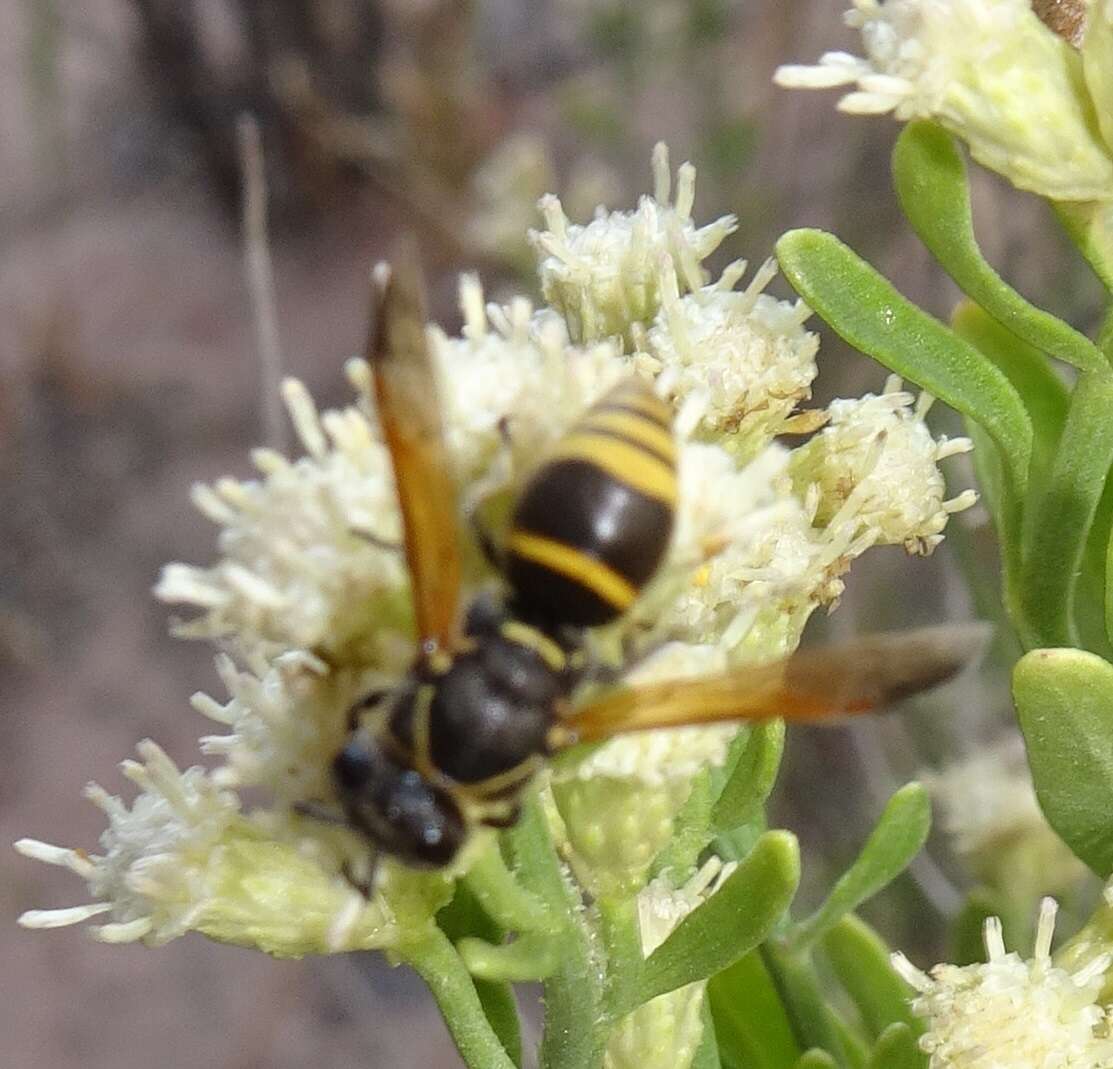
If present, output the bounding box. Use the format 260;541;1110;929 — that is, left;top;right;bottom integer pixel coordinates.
599;894;644;1023
507;795;608;1069
402;926;519;1069
463;840;553;934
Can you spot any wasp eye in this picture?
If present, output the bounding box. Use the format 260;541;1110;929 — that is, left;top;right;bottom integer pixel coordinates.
332;742;375;791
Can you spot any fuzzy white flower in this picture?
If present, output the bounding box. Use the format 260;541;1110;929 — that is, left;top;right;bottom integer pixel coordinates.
158;280;629;664
774;0;1113;201
604;858;736;1069
893;899;1113;1068
640;258;821;458
531;142;737;346
15;740;450;956
925;735;1090;894
787;378;976;556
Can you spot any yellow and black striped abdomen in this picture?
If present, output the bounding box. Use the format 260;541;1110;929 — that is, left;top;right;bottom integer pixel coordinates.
504;378;677;628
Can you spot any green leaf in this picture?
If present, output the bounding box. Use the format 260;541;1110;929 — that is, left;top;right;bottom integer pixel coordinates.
1013;648;1113;876
631;831;800;1010
712;721;785;833
708;951;802;1069
787;784;931;953
951;301;1069;490
1019;370;1113;648
763;944;853;1065
822;914;918;1039
794;1052;838;1069
893;123;1103;371
651;769;716;881
776;228;1032;513
868;1024;926;1069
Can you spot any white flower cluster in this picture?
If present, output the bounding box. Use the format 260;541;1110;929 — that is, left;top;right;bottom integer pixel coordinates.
893;899;1113;1068
531;143;738;345
774;0;1113;201
924;735;1090;894
18;145;973;954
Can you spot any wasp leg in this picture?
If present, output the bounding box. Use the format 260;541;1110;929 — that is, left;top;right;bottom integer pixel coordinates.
349;526;403;553
480;804;522;830
347;687;393;730
293;800;349;826
341;852;381;899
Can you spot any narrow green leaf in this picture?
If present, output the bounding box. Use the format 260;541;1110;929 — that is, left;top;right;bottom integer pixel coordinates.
1013;648;1113;876
893;123;1103;371
776;228;1032;511
708;951;802;1069
651;769;716;881
822;914;918;1038
632;831;800;1010
794;1052;838;1069
830;1013;870;1069
712;721;785;833
764;944;852;1065
1019;370;1113;648
787;785;931;953
951;301;1069;489
868;1024;926;1069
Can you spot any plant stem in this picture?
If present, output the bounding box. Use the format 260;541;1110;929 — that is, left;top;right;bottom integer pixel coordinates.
507;795;608;1069
402;926;519;1069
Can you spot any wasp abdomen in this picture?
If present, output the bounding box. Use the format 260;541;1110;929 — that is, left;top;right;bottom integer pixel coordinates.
505;379;677;628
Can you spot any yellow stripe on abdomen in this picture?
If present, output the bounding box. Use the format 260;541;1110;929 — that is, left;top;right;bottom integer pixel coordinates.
505;530;638;612
576;408;676;463
551;432;678;505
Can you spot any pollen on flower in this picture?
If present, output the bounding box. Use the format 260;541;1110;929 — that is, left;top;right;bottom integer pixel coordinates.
604;859;737;1069
640;257;820;458
773;0;1113;201
786;379;976;556
892;899;1113;1067
531;142;738;347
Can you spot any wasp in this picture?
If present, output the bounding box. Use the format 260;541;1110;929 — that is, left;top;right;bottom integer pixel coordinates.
322;242;981;872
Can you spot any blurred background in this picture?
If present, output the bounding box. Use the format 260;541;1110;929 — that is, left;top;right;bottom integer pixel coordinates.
3;2;1106;1066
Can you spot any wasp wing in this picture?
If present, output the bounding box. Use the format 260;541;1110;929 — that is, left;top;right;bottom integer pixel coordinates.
566;624;987;743
368;242;462;653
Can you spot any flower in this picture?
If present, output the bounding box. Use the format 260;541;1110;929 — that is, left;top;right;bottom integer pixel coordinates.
15;740;453;956
604;858;736;1069
893;899;1113;1067
924;735;1090;895
639;257;821;459
531;142;737;346
774;0;1113;201
786;378;976;556
17;144;974;975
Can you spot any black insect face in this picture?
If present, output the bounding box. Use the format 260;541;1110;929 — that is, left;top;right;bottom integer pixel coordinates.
332;736;467;868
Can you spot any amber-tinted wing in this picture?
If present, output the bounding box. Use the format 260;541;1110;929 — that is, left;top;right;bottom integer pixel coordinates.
565;624;988;744
368;242;461;653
